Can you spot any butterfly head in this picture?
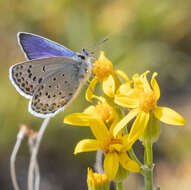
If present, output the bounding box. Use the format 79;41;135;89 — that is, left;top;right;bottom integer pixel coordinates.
75;48;94;62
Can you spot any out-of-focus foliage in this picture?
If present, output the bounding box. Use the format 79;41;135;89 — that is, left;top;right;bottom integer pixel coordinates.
0;0;191;189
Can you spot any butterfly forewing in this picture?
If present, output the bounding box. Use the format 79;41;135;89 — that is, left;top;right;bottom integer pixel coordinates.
29;62;83;118
18;32;75;60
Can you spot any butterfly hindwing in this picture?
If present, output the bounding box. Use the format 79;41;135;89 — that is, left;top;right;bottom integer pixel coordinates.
29;62;83;118
18;32;75;60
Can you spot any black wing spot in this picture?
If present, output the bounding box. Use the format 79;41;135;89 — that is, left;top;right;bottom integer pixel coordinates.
33;76;36;81
38;78;42;84
43;66;46;72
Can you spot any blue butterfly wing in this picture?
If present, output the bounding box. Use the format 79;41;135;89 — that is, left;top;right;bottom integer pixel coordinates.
18;32;75;60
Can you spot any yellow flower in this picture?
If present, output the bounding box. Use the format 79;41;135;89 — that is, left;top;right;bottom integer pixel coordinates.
64;97;120;128
114;71;186;143
74;118;140;180
87;168;109;190
93;51;114;82
86;52;130;101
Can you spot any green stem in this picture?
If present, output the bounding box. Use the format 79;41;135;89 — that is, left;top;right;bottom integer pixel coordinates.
143;141;153;190
116;182;123;190
128;148;142;166
128;148;144;175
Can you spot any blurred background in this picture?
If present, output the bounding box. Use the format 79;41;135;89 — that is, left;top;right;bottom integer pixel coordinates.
0;0;191;189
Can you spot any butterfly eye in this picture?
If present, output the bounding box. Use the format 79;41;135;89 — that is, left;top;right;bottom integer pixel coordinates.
78;55;85;60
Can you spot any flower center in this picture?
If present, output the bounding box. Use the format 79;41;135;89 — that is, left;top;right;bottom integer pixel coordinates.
102;136;122;154
139;91;156;113
95;102;113;122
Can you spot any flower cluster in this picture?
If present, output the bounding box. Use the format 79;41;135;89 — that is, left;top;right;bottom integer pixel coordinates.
64;52;185;182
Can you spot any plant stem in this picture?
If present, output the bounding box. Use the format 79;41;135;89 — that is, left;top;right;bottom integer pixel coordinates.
10;128;25;190
143;141;153;190
28;134;40;190
128;148;144;175
28;118;50;190
116;182;123;190
95;150;104;174
128;148;142;166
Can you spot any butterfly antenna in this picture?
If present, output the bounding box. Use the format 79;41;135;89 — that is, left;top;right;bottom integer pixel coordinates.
85;37;109;54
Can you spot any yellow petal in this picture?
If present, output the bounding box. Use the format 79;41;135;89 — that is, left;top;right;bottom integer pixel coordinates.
122;134;132;151
116;83;132;95
89;118;109;141
129;111;150;144
84;105;97;115
116;70;130;82
102;75;115;97
119;153;140;172
85;77;98;102
109;144;123;152
122;134;129;143
104;153;119;180
74;139;100;154
114;94;139;108
151;72;160;100
154;106;186;125
64;113;91;126
113;109;139;137
141;70;152;93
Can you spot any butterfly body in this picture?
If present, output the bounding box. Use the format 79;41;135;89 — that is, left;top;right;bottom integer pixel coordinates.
9;32;92;118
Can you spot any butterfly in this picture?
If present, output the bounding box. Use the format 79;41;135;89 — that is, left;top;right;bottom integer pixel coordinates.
9;32;93;118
